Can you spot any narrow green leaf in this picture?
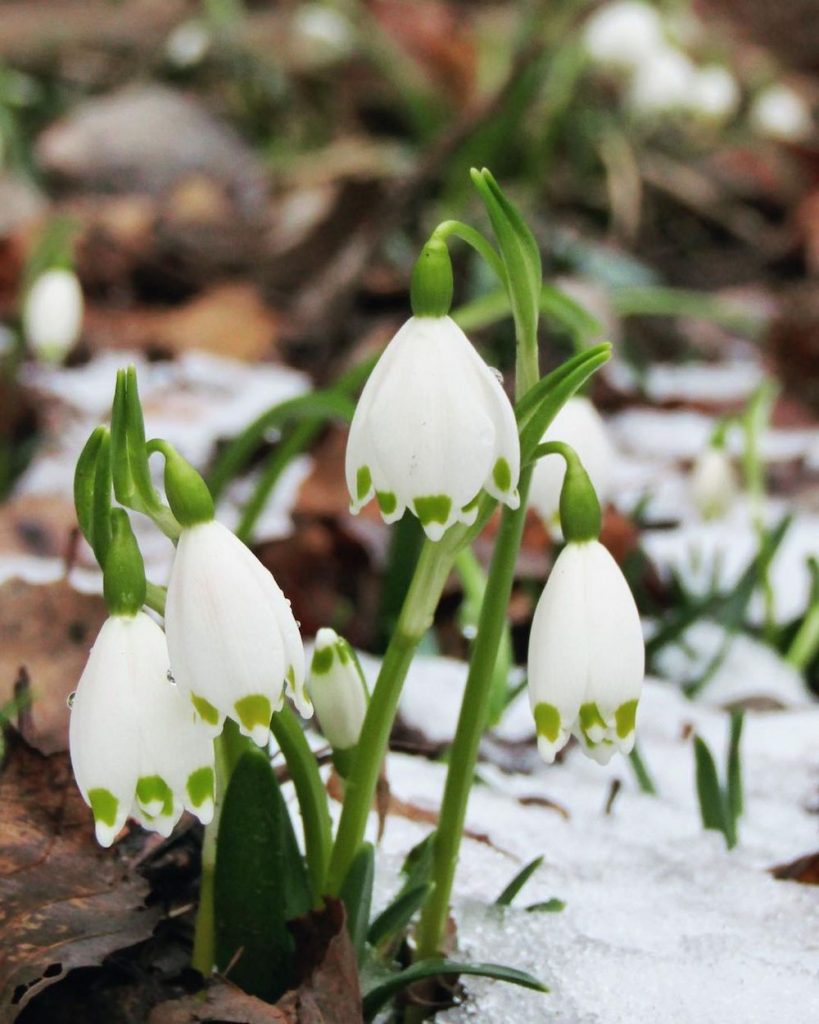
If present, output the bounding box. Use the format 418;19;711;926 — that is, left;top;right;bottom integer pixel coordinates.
110;369;133;505
495;855;544;906
214;748;311;1002
91;432;113;568
362;958;548;1021
367;883;430;948
693;736;727;837
400;832;436;894
73;427;106;557
526;898;565;913
726;710;745;830
517;344;612;458
339;842;375;964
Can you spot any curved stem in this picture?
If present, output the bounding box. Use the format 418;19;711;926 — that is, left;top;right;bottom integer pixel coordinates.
433;220;506;285
326;538;456;895
270;705;333;906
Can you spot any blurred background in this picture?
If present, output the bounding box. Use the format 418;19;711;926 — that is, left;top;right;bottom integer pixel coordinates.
4;0;819;740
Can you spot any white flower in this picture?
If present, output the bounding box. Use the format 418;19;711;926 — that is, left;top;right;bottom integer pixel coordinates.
165;519;309;747
345;315;520;541
690;446;738;520
690;66;740;123
69;611;215;847
583;1;664;71
308;628;368;751
23;268;83;363
750;83;813;143
528;540;644;765
165;20;211;69
628;46;697;115
529;397;613;527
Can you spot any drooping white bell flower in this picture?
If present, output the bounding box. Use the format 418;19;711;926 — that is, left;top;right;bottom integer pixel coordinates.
528;540;644;765
23;267;84;363
529;397;613;527
628;46;697;115
583;1;665;72
165;519;310;747
69;611;215;847
308;627;369;753
750;83;813;143
690;445;739;520
345;315;520;541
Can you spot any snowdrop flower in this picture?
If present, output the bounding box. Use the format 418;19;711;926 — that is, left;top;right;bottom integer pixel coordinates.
166;519;309;746
23;267;83;363
165;20;211;69
628;46;697;115
583;1;664;72
690;445;738;520
70;611;215;847
528;540;644;764
346;314;520;541
308;628;368;754
750;84;813;143
529;397;613;527
690;66;741;123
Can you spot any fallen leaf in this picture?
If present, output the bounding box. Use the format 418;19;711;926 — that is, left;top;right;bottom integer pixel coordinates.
0;732;157;1020
148;982;294;1024
770;850;819;884
0;579;107;755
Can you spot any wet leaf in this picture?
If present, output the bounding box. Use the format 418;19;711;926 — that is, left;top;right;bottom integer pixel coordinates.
0;732;157;1020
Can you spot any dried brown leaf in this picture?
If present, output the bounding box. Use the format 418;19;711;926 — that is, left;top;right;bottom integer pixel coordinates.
0;733;157;1021
0;579;107;755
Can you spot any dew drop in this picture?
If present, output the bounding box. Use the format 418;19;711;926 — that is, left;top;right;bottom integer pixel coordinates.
489;367;504;385
462;624;477;641
166;670;176;686
66;691;77;709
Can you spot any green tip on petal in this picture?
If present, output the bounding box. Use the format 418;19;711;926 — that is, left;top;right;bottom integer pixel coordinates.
136;775;174;817
191;693;220;726
493;456;512;493
88;787;119;845
578;702;607;743
356;465;372;503
376;490;397;515
534;702;562;743
311;645;334;675
615;699;639;739
234;694;273;745
187;766;215;809
414;494;452;530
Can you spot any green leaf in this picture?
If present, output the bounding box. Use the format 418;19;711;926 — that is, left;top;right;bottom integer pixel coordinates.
526;898;565;913
693;736;727;838
367;883;430;948
214;748;311;1002
362;958;548;1021
495;855;544;906
517;343;612;458
73;426;113;567
339;842;375;965
399;831;436;893
726;709;745;838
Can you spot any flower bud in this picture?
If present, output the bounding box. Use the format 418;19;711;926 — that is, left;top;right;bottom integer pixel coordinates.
23;267;83;363
583;1;664;72
308;628;368;770
346;315;520;540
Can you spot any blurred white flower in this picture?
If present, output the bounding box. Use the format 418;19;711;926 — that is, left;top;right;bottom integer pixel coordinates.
750;83;813;143
690;65;741;123
690;446;739;520
69;611;215;847
292;3;356;65
583;1;665;72
628;46;697;115
346;315;520;541
165;20;211;69
23;267;83;363
165;520;309;747
529;397;613;527
308;627;368;752
528;540;644;765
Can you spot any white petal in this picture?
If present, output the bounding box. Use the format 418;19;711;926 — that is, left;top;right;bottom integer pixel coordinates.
69;617;143;846
527;543;590;759
529;397;613;524
165;521;288;746
308;628;368;750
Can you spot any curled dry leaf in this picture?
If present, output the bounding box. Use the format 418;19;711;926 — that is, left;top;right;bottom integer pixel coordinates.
0;732;157;1021
770;850;819;884
0;579;108;755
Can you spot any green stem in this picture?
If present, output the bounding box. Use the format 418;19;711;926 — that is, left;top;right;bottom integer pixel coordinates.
270;705;333;906
433;220;506;284
144;581;167;615
326;538;456;895
414;467;533;958
191;722;247;976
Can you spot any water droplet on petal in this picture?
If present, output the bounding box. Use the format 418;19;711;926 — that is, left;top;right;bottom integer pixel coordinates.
462;624;478;641
489;366;504;384
166;670;176;686
66;691;77;709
